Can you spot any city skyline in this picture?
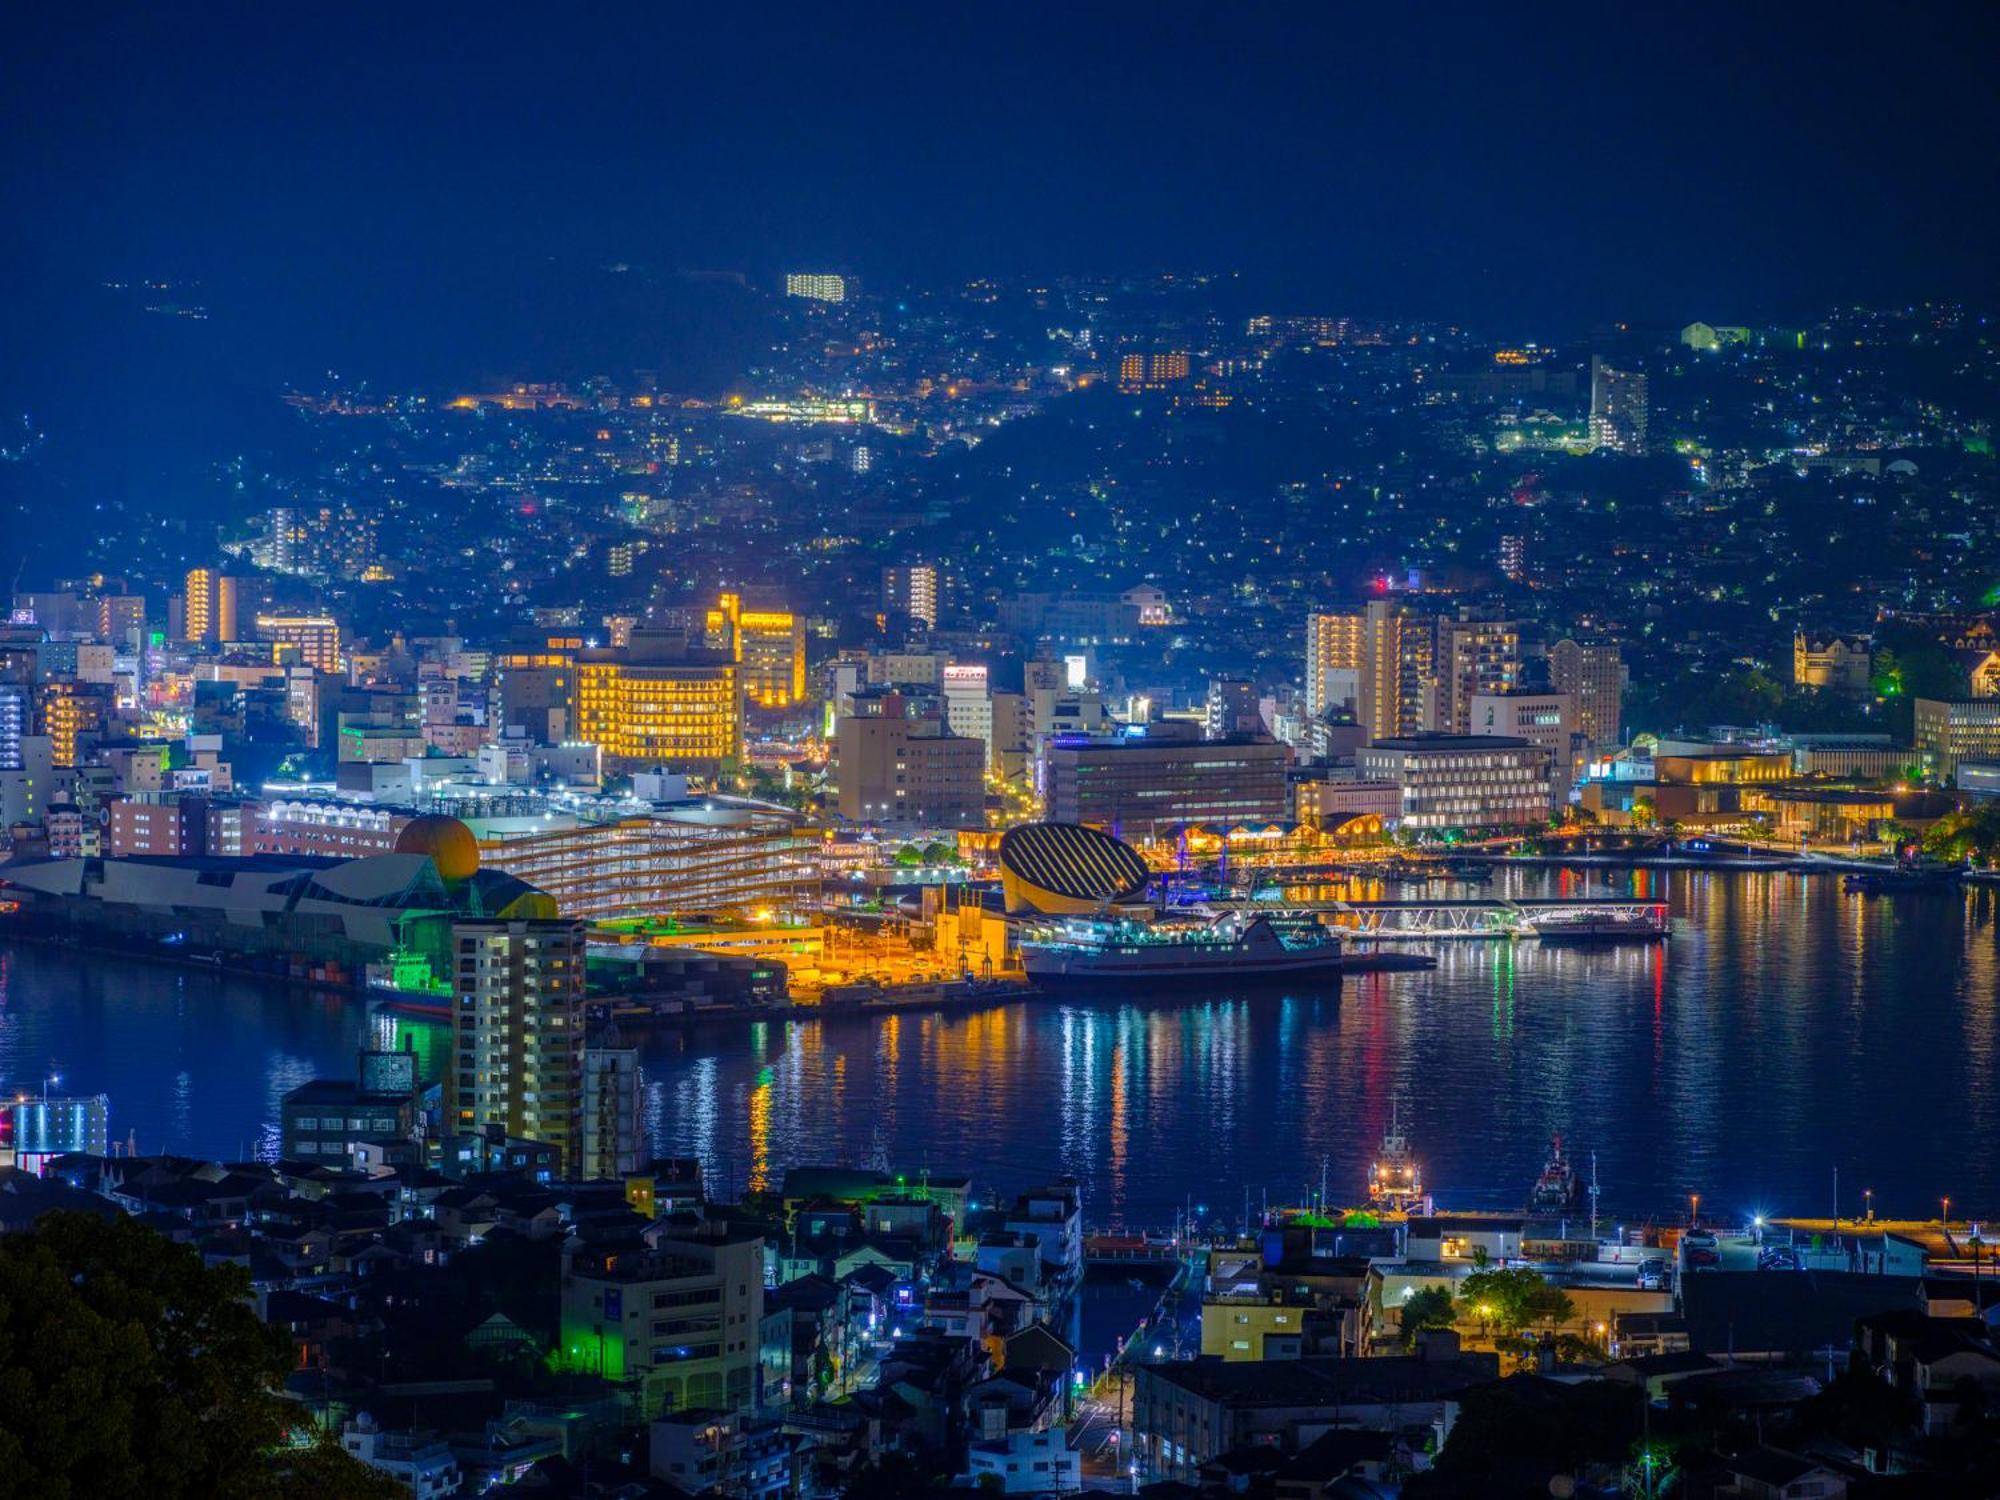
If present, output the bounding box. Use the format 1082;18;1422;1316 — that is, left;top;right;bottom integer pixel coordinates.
7;7;2000;1496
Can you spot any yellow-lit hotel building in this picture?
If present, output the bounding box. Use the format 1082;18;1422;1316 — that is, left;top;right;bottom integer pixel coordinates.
704;592;807;710
573;656;742;773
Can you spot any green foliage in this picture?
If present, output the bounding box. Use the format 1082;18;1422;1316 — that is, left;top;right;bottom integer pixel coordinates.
1399;1286;1458;1345
1621;1438;1680;1498
919;840;957;865
1460;1267;1574;1334
893;844;924;866
1791;1367;1915;1450
0;1211;401;1499
1412;1373;1642;1491
1626;669;1885;739
1923;802;2000;864
844;1452;946;1500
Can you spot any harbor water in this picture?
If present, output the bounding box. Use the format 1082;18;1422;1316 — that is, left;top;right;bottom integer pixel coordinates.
2;864;1996;1225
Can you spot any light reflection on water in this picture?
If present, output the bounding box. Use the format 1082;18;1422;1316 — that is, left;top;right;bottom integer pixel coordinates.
0;865;1992;1222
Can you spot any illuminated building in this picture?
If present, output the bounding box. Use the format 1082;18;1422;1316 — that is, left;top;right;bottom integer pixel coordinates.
497;641;580;743
39;680;107;768
573;655;742;773
0;682;23;771
996;821;1150;916
3;1092;110;1169
1915;698;2000;780
257;613;342;675
1;833;554;984
107;792;215;857
1589;356;1649;455
1469;691;1580;807
255;797;408;858
1497;534;1525;581
560;1227;765;1413
727;395;873;424
883;563;940;628
1793;632;1873;699
1438;613;1520;735
704;593;806;710
784;272;848;304
449;917;585;1173
1204;678;1261;739
1117;351;1191;393
581;1046;643;1180
1355;735;1553;831
280;1051;420;1162
835;706;985;827
183;567;238;643
1680;321;1751;350
941;664;993;765
1548;638;1624;747
1041;728;1291;840
1662;749;1794;785
1308;602;1436;743
443;382;585;411
472;810;816;920
1304;612;1364;720
1293;778;1399;828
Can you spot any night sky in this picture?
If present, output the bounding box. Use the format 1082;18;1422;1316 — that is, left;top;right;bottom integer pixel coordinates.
3;2;1997;373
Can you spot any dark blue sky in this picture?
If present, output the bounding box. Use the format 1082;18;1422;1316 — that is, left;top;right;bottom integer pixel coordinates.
4;1;1998;371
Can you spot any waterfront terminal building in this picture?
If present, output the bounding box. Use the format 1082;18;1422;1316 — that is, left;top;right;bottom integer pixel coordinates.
0;814;553;988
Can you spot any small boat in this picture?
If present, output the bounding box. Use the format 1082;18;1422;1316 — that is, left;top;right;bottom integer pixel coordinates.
1528;1133;1582;1214
1844;865;1962;896
1528;907;1668;943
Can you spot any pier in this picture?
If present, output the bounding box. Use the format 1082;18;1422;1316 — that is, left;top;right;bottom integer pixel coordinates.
1265;896;1672;942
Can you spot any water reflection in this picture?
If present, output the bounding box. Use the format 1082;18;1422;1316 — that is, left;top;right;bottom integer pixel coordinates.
634;867;2000;1224
0;863;1994;1222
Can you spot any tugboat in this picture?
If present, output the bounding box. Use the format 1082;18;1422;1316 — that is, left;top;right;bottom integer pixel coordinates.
1367;1100;1427;1215
1527;1132;1583;1214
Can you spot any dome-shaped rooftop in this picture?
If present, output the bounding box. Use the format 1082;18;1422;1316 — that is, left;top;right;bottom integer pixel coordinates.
998;822;1150;914
393;814;480;884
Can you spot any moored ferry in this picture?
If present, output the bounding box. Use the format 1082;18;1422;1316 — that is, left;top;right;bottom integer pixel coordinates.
1017;911;1342;987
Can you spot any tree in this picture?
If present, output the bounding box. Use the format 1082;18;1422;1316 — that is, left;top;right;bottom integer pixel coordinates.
1459;1267;1573;1336
1399;1286;1457;1346
844;1452;946;1500
0;1211;402;1499
1407;1373;1642;1494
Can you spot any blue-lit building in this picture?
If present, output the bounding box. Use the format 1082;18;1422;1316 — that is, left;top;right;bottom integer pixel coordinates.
5;1091;110;1167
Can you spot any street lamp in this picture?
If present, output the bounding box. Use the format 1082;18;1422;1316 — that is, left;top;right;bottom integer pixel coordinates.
1688;1193;1700;1227
1942;1196;1952;1227
1863;1188;1873;1223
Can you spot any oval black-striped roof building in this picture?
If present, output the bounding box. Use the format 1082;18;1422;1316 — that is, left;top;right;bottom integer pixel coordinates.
998;822;1151;915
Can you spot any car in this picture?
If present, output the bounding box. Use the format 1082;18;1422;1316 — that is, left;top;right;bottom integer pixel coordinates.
1683;1229;1718;1249
1686;1246;1721;1267
1636;1261;1667;1289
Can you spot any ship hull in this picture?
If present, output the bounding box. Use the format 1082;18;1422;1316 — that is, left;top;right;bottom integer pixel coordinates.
1023;952;1346;989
